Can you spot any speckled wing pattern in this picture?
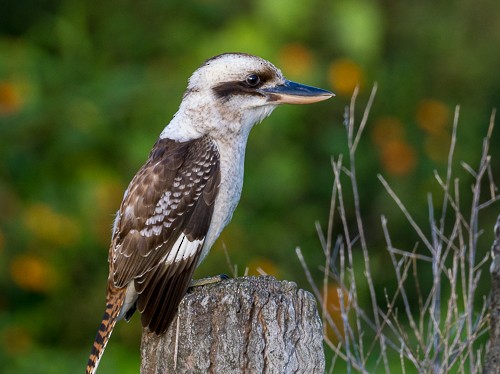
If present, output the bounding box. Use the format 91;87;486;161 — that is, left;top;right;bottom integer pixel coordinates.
86;136;220;374
111;135;221;333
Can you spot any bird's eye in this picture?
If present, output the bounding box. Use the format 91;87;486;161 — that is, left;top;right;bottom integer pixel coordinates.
245;74;260;87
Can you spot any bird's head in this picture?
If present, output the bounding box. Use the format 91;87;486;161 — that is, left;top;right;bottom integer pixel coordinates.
164;53;333;141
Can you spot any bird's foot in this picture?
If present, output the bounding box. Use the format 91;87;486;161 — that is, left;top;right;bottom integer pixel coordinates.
188;274;229;292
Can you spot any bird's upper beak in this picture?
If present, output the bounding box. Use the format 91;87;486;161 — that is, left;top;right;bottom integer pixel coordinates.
260;80;334;104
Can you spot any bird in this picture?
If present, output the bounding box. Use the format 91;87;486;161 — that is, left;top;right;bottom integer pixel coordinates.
85;52;333;374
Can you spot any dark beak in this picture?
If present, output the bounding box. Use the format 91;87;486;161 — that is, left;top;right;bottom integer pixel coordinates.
260;80;334;104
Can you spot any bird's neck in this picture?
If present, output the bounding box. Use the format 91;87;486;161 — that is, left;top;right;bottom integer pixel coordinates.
159;94;274;143
159;108;205;142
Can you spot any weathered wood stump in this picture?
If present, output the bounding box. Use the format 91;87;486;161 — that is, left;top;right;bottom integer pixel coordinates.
140;276;324;374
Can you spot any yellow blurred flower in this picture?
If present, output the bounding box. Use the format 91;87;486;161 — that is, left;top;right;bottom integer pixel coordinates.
416;99;450;136
278;43;313;79
380;139;417;176
328;58;364;97
10;254;57;293
246;257;280;277
321;283;349;344
23;203;80;247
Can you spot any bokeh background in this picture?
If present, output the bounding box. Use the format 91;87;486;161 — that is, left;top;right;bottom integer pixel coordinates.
1;0;499;372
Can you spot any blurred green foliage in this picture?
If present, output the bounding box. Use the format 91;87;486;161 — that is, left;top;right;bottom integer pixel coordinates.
1;0;499;372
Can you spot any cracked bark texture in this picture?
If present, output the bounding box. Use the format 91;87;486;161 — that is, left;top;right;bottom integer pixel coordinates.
140;276;324;374
485;215;500;373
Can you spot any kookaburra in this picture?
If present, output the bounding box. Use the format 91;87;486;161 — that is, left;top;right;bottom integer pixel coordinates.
86;52;333;373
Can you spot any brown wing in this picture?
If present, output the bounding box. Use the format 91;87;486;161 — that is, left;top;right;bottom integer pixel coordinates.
109;135;220;334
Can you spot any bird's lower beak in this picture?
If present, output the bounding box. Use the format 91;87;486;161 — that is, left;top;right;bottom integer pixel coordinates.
260;80;334;104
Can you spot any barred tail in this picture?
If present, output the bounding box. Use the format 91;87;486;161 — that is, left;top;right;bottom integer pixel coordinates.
86;288;126;374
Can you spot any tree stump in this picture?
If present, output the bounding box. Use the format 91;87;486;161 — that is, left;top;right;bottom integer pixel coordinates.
485;215;500;373
140;276;325;374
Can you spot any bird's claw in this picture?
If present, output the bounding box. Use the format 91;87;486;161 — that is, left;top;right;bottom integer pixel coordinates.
188;274;230;292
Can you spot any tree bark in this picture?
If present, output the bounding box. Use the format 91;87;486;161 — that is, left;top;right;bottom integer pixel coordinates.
140;276;325;374
485;215;500;373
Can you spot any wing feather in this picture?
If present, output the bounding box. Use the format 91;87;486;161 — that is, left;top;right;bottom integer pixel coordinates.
109;135;220;333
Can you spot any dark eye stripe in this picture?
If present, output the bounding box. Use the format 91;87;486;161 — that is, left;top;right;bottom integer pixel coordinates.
212;81;262;101
212;66;277;101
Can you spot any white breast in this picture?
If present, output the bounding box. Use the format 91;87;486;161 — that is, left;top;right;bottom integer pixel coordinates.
198;135;248;263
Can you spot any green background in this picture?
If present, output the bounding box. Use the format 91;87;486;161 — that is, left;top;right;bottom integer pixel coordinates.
1;0;499;372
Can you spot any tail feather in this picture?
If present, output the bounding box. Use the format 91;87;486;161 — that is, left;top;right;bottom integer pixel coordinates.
86;288;126;374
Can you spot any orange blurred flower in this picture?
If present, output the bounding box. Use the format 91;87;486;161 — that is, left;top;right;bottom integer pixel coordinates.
373;117;417;176
10;254;57;293
380;139;417;176
416;99;451;163
1;326;33;355
371;116;406;147
416;99;450;136
328;58;364;97
0;81;24;115
321;283;350;344
278;43;313;79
